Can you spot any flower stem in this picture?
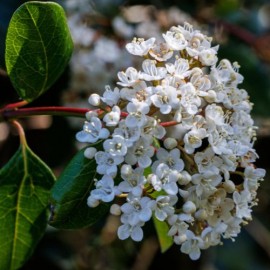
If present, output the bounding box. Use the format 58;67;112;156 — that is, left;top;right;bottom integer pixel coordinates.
2;106;92;121
1;105;130;122
12;120;27;146
160;121;178;127
4;100;29;109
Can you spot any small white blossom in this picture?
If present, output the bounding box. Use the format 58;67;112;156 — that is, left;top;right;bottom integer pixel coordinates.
103;135;127;157
76;117;109;143
151;85;179;114
87;175;118;206
125;37;156;56
125;137;154;168
139;59;167;81
118;222;144;242
150;195;178;221
120;196;153;226
103;106;121;127
101;85;120;106
118;165;146;197
95;151;123;176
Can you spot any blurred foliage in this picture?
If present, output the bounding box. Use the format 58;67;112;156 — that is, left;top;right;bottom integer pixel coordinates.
1;0;270;269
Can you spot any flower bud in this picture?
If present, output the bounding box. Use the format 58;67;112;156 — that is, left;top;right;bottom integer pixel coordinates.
183;201;196;214
223;180;236;193
84;147;97;159
88;93;101;106
195;209;208;220
178;171;191;185
121;164;132;176
87;196;100;207
164;137;178;149
110;204;121;216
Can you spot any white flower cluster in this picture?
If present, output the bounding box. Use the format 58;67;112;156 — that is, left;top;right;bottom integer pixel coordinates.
76;22;265;260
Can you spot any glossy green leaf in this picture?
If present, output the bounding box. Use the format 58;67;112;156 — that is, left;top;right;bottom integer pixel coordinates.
49;145;110;229
153;216;173;253
5;1;73;102
0;143;55;270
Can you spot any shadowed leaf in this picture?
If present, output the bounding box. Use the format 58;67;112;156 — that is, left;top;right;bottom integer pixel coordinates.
0;143;55;269
50;144;110;229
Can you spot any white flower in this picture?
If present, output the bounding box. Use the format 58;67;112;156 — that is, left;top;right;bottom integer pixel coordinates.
103;135;127;157
118;222;144;242
166;58;191;79
139;59;167;81
120;196;153;226
117;67;140;87
88;175;117;206
124;137;154;168
183;127;207;154
233;191;252;220
125;37;156;56
168;215;189;244
149;42;173;61
113;120;141;147
101;85;120;106
162;30;188;50
194;147;223;175
76;117;110;143
243;166;265;195
151;85;179;114
179;83;201;115
191;173;222;197
148;163;179;195
125;100;149;128
150;195;178;221
180;230;204;260
152;148;184;172
141;116;166;141
95;151;123;176
199;48;218;66
103;106;121;127
118;165;146;197
205;104;225;126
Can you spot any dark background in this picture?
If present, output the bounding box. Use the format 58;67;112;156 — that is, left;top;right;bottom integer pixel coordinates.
0;0;270;269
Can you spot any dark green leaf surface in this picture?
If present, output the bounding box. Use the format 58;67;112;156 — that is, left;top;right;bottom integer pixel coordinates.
50;146;110;229
153;216;173;253
0;144;55;270
5;1;73;102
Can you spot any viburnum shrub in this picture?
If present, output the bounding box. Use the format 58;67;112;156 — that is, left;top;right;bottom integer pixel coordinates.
76;23;266;259
0;1;266;268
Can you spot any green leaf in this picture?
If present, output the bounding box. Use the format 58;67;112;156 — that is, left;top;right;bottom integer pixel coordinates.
49;145;110;229
153;216;173;253
5;1;73;102
0;143;55;270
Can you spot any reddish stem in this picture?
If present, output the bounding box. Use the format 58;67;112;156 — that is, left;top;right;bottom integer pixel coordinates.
2;106;92;120
160;121;178;127
1;106;129;121
4;100;29;109
12;120;27;145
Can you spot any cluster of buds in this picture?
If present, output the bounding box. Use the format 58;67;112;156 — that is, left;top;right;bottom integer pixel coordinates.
76;22;265;260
